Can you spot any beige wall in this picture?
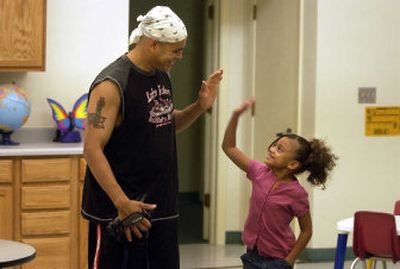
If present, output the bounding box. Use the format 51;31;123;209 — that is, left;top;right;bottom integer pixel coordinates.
0;0;129;127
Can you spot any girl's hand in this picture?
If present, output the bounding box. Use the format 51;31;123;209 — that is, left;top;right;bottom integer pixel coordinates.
233;96;255;115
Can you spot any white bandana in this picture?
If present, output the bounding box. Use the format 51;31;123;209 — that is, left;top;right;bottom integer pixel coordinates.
129;6;187;45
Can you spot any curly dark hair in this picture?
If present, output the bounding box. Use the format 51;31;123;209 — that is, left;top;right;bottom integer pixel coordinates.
270;134;338;189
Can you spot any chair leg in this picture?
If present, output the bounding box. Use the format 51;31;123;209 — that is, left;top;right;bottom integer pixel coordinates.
350;257;372;269
382;260;387;269
351;257;361;269
367;259;373;269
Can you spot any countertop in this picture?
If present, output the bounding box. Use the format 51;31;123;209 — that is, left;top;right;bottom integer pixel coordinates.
0;128;83;157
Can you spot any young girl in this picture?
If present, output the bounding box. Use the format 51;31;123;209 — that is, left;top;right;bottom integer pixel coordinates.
222;97;337;269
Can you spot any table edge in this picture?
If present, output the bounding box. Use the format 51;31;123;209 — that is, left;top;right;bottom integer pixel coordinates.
0;252;36;267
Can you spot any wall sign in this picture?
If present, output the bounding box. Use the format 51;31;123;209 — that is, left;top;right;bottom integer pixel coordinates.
365;107;400;136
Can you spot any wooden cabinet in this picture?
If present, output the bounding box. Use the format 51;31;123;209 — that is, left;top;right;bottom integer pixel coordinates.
23;237;71;268
0;0;47;71
20;157;78;269
0;156;87;269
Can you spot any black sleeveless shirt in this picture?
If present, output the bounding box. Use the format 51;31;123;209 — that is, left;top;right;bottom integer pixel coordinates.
81;55;178;223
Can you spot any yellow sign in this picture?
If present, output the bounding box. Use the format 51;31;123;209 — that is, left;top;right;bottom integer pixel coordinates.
365;107;400;136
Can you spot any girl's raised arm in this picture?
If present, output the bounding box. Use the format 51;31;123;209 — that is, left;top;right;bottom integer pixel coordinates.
221;97;255;173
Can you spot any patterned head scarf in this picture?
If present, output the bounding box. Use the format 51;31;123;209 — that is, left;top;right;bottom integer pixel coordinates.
129;6;187;45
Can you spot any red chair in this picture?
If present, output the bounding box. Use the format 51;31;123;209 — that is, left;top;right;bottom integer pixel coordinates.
394;200;400;215
350;211;400;269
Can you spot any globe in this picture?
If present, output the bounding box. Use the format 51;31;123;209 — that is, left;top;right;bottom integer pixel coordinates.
0;83;31;145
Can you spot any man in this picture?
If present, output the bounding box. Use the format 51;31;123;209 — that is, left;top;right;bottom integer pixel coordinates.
81;6;223;269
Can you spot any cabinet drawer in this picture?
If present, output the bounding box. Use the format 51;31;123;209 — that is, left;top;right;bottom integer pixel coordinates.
22;158;71;182
22;237;70;269
21;185;70;209
0;160;12;183
21;211;70;236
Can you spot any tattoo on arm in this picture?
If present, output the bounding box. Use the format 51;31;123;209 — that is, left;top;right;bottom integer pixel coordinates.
87;96;107;129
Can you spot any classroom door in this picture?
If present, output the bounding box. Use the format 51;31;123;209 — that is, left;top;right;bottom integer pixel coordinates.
129;0;207;244
253;0;300;160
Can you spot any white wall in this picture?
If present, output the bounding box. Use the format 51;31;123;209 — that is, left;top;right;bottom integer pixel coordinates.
310;0;400;248
0;0;129;127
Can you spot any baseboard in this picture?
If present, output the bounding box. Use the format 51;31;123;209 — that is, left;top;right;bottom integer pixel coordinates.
299;247;355;262
225;231;243;244
225;231;355;262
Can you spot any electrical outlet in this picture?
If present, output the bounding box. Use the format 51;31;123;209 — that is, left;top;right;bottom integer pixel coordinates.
358;87;376;104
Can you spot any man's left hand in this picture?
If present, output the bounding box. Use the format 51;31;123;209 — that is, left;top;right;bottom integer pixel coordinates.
197;69;223;111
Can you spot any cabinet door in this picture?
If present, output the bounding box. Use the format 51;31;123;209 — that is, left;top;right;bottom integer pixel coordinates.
0;187;13;239
253;0;299;160
0;0;46;71
22;237;70;269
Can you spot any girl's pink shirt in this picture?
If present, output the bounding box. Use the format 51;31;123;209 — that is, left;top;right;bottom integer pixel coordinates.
243;160;310;259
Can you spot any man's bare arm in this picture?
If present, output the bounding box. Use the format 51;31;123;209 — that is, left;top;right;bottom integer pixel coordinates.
84;80;155;241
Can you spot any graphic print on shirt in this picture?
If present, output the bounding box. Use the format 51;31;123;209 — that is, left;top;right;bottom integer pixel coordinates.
145;84;173;127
